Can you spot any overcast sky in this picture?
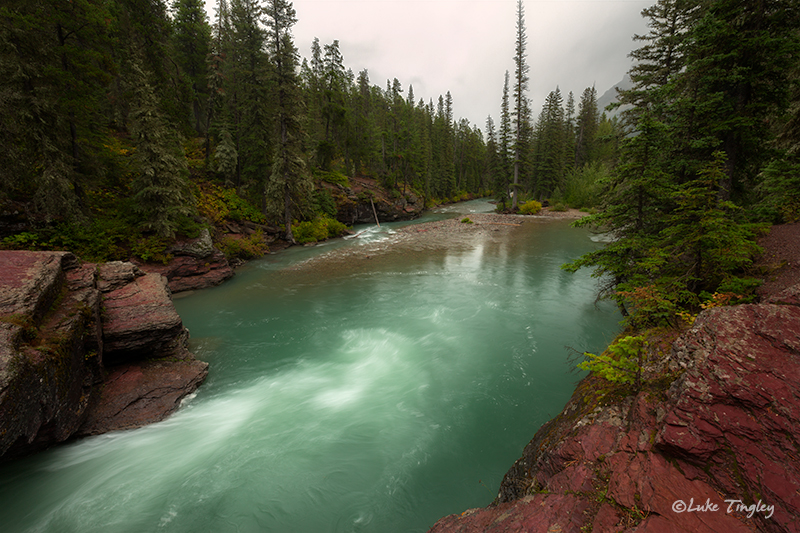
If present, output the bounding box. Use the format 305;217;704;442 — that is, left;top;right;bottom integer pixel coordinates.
205;0;652;131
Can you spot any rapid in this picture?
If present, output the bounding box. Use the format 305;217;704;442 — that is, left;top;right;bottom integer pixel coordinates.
0;200;620;532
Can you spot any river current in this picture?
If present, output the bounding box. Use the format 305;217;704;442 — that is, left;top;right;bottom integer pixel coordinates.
0;200;619;532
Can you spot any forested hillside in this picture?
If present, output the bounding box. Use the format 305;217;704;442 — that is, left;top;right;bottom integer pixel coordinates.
0;0;615;261
565;0;800;328
1;0;798;284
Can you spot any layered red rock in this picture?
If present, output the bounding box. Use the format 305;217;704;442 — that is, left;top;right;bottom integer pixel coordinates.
429;294;800;533
134;229;234;293
0;252;102;459
78;357;207;435
99;265;186;365
138;250;233;293
0;252;208;461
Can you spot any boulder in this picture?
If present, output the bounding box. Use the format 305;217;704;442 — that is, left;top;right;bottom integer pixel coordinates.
96;260;143;293
168;228;214;258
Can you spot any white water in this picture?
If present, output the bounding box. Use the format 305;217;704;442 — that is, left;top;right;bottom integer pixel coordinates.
0;200;620;532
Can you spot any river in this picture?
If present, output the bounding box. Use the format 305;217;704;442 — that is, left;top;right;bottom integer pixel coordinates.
0;200;620;532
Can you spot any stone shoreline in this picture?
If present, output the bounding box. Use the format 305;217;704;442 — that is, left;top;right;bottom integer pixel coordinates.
287;209;587;273
0;252;207;461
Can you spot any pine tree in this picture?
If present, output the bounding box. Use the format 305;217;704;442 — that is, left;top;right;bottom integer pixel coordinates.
564;91;576;174
263;0;312;243
497;71;513;209
171;0;212;134
533;88;567;199
213;128;238;183
511;0;530;210
617;0;701;117
322;40;349;158
128;54;196;238
659;152;763;295
350;69;381;174
575;86;599;167
485;115;500;195
222;0;271;191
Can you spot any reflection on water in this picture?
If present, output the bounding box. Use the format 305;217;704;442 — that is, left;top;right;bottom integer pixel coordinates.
0;200;620;533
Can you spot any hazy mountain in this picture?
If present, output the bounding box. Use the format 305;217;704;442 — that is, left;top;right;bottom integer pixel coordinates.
597;73;633;117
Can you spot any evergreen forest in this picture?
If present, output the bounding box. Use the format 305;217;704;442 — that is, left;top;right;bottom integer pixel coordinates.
1;0;799;328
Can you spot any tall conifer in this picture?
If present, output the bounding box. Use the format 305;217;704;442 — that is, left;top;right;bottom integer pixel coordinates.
511;0;530;210
263;0;312;243
128;54;196;238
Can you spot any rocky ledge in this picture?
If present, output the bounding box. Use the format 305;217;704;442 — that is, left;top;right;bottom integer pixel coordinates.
429;284;800;533
326;175;425;225
0;251;207;461
133;228;234;293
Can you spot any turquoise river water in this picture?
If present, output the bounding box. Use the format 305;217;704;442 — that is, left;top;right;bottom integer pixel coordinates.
0;200;620;533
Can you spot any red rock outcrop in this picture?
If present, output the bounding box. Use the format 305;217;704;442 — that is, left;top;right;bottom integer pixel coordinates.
77;357;207;435
137;250;234;293
0;251;207;461
99;262;186;365
0;251;102;459
429;290;800;533
134;229;234;293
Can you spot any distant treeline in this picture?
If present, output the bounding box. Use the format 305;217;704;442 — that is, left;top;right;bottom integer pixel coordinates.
0;0;615;242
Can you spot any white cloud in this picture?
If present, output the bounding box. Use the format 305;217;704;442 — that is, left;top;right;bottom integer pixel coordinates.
206;0;651;130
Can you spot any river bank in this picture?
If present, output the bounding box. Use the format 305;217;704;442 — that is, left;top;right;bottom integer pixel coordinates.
0;204;622;532
427;222;800;532
286;208;588;273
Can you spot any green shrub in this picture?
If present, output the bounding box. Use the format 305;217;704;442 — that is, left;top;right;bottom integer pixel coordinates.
755;159;800;223
314;170;350;188
551;202;568;212
38;219;129;262
1;232;41;249
451;191;470;203
293;216;349;244
561;163;609;209
461;217;474;224
579;335;646;390
519;200;542;215
313;189;338;218
217;231;268;261
197;183;266;224
131;235;172;264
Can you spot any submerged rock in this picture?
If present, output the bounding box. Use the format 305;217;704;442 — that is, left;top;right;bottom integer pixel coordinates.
0;251;207;462
429;291;800;533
